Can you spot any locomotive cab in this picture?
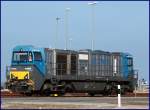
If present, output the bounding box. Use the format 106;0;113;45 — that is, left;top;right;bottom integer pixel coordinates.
6;45;45;93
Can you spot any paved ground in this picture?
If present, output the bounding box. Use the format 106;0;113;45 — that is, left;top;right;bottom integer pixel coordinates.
1;97;149;109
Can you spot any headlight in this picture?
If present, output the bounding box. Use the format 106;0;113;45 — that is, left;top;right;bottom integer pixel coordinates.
24;74;29;79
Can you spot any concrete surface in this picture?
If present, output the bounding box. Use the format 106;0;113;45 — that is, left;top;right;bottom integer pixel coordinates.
1;97;149;109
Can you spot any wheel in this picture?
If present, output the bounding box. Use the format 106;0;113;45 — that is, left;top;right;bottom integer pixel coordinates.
103;92;108;96
110;88;117;96
88;93;95;97
57;93;65;97
65;84;73;92
43;90;51;96
103;85;111;96
41;82;52;96
25;92;32;96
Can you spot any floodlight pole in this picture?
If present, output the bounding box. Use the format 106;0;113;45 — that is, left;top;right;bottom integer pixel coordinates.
69;38;72;50
88;2;98;50
55;17;60;49
65;8;70;50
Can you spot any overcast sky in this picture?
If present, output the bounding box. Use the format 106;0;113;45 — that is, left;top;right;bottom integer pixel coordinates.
1;1;149;84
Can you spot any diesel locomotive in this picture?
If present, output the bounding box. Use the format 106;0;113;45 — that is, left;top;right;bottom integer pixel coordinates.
6;45;138;96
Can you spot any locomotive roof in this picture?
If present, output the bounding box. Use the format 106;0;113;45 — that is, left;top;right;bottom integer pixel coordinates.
79;49;110;54
45;48;78;54
112;52;132;57
13;45;42;52
13;45;132;57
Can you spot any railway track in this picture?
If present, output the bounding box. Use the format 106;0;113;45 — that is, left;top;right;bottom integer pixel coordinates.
1;90;148;97
1;91;25;97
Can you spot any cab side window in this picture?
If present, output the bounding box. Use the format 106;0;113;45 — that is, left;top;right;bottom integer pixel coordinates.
34;52;42;61
128;58;133;66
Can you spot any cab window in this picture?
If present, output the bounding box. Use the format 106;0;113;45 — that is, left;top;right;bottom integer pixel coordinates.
13;51;33;62
128;58;133;66
34;52;42;61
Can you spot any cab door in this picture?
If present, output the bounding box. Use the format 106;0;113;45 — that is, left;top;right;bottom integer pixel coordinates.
33;51;45;76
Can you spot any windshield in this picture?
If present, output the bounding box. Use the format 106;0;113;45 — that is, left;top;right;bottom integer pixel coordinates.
12;51;33;62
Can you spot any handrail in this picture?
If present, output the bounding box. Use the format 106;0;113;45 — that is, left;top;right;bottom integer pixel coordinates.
6;63;134;79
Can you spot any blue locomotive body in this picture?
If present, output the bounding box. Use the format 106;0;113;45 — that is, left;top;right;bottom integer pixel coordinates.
6;45;137;96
